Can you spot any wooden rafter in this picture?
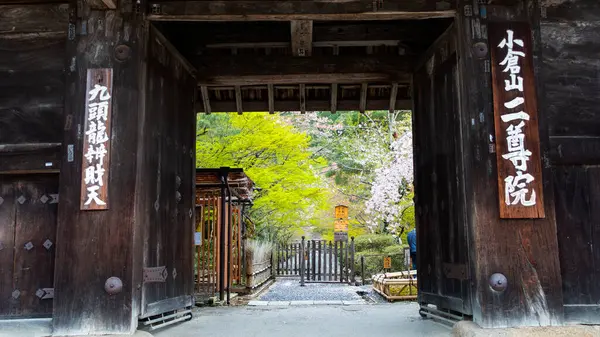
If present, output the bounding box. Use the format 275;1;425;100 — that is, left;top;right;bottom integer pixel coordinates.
149;1;456;21
196;99;412;113
193;55;413;86
291;20;313;57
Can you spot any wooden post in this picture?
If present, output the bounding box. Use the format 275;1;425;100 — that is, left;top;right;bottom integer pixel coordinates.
455;0;563;328
53;2;150;334
317;240;321;281
334;241;338;281
306;240;310;281
300;237;305;286
350;237;355;284
328;241;333;281
360;255;365;286
311;240;316;280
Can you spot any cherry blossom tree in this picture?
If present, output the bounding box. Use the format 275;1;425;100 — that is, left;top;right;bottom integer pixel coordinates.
364;131;414;240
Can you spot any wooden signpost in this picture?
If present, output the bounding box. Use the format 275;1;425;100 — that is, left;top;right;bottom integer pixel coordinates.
80;68;113;210
383;256;392;269
490;22;545;219
334;205;349;242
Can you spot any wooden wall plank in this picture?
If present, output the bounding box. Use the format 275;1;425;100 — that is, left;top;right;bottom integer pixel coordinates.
0;4;69;33
541;0;600;163
541;0;600;324
0;3;67;152
553;166;600;306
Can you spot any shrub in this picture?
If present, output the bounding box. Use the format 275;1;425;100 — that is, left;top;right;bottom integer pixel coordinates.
354;234;396;252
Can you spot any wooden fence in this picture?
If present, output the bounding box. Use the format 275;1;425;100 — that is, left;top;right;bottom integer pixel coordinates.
276;237;355;283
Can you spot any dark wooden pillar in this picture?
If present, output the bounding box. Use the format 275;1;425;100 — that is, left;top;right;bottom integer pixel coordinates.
53;1;147;334
455;0;564;328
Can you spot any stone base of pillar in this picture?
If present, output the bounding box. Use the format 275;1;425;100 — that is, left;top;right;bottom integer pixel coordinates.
453;321;600;337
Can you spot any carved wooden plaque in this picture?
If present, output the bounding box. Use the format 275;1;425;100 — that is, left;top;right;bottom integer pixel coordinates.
490;22;545;219
80;68;113;210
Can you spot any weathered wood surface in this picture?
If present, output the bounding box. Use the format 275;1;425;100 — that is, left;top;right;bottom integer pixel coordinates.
540;0;600;324
0;4;67;146
197;99;412;113
0;176;58;318
454;0;563;328
413;23;471;315
193;55;414;85
54;5;146;334
149;0;456;21
0;146;61;174
0;182;16;317
138;24;196;318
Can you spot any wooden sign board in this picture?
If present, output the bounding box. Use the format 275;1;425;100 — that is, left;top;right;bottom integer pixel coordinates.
489;22;545;219
80;68;113;210
334;219;349;232
334;231;348;242
383;257;392;269
335;205;348;219
404;247;410;269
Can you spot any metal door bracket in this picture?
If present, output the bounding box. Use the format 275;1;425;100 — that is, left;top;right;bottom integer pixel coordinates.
143;266;168;283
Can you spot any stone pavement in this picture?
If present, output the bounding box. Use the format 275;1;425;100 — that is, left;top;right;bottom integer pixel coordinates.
152;302;451;337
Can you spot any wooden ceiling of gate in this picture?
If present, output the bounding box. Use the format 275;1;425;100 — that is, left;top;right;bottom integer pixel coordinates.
155;10;453;113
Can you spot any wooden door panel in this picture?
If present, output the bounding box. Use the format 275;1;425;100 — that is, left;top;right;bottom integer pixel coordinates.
0;181;16;316
12;176;58;317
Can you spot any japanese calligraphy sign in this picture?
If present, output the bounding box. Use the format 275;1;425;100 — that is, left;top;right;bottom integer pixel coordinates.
335;205;348;219
80;68;113;210
490;22;545;219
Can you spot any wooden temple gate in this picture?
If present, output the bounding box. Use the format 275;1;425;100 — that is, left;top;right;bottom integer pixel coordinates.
276;238;356;284
1;0;600;335
194;169;251;302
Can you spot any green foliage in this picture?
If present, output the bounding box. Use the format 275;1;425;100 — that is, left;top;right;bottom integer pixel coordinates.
354;234;397;252
196;113;331;243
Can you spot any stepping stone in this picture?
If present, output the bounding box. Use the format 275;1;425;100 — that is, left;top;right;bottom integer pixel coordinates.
267;301;291;306
290;301;314;306
342;300;366;305
247;300;269;306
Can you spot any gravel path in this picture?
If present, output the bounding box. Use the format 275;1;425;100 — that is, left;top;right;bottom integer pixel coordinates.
258;278;364;301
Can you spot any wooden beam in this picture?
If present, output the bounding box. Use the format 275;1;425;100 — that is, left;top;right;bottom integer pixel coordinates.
359;83;368;113
389;83;398;112
150;25;197;77
197;99;412;113
200;85;211;114
299;84;306;114
149;1;456;21
198;73;409;86
331;84;338;114
85;0;117;9
291;20;312;56
193;55;414;86
267;84;275;114
235;85;243;115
